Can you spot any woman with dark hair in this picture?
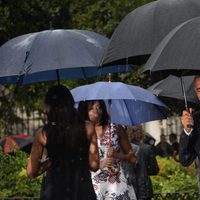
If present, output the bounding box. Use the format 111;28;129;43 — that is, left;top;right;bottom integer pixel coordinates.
78;100;137;199
27;85;99;200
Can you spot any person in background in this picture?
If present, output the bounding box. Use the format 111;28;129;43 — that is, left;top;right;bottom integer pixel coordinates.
169;133;179;162
143;132;156;147
155;134;173;158
132;126;159;200
27;85;99;200
78;100;137;200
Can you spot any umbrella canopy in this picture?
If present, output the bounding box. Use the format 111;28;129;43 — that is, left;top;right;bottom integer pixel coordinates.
142;16;200;110
71;82;169;126
102;0;200;66
0;134;33;154
148;75;197;104
143;16;200;76
0;29;133;84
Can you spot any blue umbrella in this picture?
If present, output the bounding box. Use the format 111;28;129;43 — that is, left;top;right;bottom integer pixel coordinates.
71;82;169;126
0;29;134;84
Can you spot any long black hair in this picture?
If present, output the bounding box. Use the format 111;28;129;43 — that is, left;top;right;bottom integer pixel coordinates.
43;85;87;156
78;100;110;126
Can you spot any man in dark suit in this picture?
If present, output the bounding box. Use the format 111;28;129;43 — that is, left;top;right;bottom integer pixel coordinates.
179;76;200;167
127;126;159;200
169;133;179;162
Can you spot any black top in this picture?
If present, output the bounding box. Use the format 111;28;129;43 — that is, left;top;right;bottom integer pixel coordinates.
171;141;179;153
40;124;96;200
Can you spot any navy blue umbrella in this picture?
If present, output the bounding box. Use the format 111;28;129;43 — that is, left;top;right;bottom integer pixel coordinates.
0;29;134;85
71;82;169;126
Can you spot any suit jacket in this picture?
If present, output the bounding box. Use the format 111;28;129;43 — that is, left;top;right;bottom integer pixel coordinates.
179;110;200;166
141;143;159;176
132;141;159;200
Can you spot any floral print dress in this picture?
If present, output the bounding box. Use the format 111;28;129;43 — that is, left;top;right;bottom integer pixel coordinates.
91;124;137;200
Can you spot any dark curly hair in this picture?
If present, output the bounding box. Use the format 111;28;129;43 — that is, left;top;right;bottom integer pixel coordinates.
43;85;87;156
78;100;110;126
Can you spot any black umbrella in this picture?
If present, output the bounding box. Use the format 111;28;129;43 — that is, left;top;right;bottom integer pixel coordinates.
148;75;198;105
143;17;200;76
142;17;200;110
102;0;200;66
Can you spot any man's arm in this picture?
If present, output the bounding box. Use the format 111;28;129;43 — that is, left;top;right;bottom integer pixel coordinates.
179;109;197;166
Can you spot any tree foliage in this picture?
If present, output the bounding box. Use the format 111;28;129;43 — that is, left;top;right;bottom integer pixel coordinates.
152;156;198;194
0;0;71;45
0;150;42;197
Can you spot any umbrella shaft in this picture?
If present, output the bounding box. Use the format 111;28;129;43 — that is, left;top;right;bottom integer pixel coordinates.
180;76;188;110
56;69;60;85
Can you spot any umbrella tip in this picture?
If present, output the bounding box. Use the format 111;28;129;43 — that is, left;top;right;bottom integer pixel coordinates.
108;73;112;82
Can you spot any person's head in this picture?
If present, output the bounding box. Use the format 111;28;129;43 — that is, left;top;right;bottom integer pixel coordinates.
169;133;177;143
78;100;109;125
143;132;156;146
160;134;167;142
44;84;75;124
130;125;144;143
44;85;86;152
194;76;200;100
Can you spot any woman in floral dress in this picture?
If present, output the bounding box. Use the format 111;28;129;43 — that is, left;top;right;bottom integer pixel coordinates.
78;100;137;200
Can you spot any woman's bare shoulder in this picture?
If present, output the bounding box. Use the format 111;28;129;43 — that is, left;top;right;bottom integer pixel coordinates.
34;127;47;146
84;120;95;138
85;120;94;127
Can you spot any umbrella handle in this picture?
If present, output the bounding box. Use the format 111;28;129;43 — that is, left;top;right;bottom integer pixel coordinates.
180;77;193;128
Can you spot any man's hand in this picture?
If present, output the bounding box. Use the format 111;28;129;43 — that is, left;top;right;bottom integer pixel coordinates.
181;108;193;133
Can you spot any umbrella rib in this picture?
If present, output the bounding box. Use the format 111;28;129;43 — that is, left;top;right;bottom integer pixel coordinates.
80;67;87;80
123;100;134;125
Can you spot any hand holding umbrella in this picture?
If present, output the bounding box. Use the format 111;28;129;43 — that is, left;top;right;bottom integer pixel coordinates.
181;108;194;132
105;146;120;176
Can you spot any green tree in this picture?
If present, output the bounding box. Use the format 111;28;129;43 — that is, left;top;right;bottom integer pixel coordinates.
0;0;71;45
69;0;153;37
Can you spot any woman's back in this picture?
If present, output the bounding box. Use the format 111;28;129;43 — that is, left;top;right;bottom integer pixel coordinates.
27;85;98;200
40;123;96;200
